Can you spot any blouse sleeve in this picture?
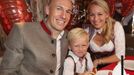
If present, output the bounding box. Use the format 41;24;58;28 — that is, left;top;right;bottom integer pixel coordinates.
114;22;126;59
62;57;75;75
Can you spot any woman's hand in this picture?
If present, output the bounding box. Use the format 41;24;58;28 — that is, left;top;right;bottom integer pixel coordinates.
93;59;103;67
93;59;99;68
92;67;97;74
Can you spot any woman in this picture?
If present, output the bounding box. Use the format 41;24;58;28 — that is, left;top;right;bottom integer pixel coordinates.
85;0;125;69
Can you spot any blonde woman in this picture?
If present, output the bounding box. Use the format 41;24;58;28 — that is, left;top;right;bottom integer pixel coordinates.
85;0;125;69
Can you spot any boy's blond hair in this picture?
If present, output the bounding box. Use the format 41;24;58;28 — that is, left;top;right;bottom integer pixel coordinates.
67;28;89;43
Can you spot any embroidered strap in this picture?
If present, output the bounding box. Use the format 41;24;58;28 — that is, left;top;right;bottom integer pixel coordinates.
85;57;88;71
67;55;76;73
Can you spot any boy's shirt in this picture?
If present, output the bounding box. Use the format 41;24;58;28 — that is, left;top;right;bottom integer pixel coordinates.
63;50;93;75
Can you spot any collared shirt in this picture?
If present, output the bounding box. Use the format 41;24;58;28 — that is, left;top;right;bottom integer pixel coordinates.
55;31;65;75
63;50;93;75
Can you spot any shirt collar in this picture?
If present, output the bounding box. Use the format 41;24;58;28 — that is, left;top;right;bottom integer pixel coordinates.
95;28;103;34
68;50;88;64
40;20;65;39
57;31;64;40
68;50;79;63
40;20;51;35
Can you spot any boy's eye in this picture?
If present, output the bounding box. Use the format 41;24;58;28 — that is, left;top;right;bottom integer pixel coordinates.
82;45;86;47
74;45;79;47
98;13;103;15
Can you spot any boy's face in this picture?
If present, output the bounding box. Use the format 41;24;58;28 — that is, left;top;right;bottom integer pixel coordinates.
69;37;89;58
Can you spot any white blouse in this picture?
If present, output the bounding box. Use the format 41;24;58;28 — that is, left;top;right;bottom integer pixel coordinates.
63;50;93;75
85;21;125;59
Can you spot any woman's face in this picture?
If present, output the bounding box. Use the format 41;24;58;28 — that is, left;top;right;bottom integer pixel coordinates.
88;4;109;29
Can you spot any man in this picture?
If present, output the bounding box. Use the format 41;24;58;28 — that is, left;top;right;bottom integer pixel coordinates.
0;0;74;75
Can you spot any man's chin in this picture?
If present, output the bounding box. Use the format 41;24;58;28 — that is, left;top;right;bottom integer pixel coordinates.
56;27;65;31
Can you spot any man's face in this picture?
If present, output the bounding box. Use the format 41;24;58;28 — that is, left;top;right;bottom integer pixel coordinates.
46;0;73;32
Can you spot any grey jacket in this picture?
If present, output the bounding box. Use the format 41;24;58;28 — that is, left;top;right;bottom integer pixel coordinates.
0;22;68;75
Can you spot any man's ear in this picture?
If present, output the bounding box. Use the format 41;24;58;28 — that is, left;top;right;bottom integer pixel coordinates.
45;5;49;15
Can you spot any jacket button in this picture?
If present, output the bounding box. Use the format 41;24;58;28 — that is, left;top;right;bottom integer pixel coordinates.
50;69;54;73
52;53;56;57
51;40;54;44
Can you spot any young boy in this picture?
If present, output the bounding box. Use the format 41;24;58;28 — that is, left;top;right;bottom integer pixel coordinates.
63;28;95;75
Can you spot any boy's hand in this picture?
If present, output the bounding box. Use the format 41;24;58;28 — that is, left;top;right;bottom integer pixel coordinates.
92;67;97;74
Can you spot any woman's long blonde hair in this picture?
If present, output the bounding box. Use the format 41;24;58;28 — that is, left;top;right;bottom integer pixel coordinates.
87;0;115;43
